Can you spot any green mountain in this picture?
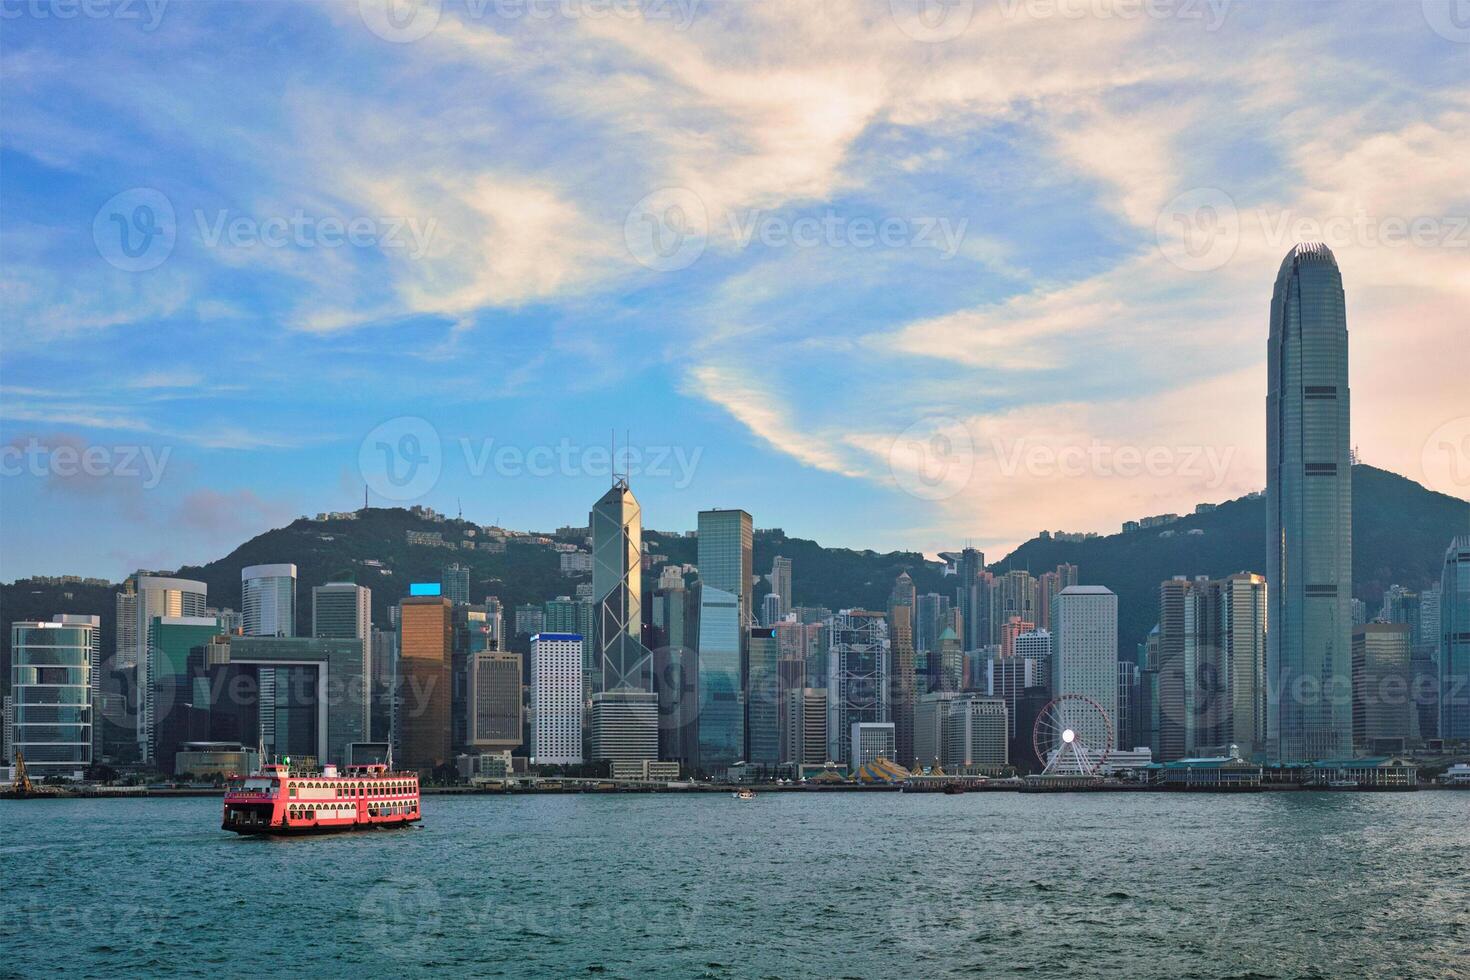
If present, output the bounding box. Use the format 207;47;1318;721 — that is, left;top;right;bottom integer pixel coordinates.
2;465;1464;686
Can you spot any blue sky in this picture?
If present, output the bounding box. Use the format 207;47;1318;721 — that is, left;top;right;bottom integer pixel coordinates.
2;0;1467;581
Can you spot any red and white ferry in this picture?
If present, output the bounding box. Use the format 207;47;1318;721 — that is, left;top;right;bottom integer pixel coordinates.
222;758;421;835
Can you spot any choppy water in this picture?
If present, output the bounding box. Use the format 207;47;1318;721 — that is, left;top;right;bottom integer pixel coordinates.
2;791;1467;978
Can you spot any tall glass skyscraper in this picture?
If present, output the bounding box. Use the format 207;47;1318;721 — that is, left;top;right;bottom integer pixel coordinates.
591;480;652;694
242;563;297;637
9;617;99;776
696;509;752;776
1266;242;1352;762
1440;536;1470;741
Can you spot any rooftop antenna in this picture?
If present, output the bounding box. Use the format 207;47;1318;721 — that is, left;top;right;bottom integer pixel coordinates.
610;427;617;488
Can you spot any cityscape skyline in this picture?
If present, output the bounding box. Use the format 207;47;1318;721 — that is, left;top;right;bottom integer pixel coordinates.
3;3;1468;583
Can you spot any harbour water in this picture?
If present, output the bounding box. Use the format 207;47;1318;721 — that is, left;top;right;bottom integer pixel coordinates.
3;792;1466;977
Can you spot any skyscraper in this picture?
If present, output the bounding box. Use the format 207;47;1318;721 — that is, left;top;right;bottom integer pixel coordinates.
746;626;781;768
696;508;753;776
398;594;452;773
592;480;653;694
1052;586;1118;755
532;633;584;766
1352;624;1412;753
127;574;207;762
441;563;471;605
826;610;890;765
887;577;917;767
769;555;793;620
8;617;99;777
312;581;372;739
1266;242;1352;762
1440;536;1470;741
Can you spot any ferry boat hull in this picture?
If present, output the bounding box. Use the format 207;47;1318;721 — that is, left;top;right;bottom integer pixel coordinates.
222;762;422;836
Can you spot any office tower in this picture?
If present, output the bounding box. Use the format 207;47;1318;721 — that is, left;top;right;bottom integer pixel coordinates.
769;555;793;620
1210;573;1268;759
1350;597;1368;627
649;580;700;768
484;596;504;647
514;603;545;638
953;548;987;651
746;627;780;768
1052;586;1118;755
1266;242;1352;762
451;604;497;750
1380;585;1421;639
760;593;784;627
699;509;753;619
826;610;890;765
398;594;452;773
1352;624;1413;753
544;595;595;691
774;619;824;766
1117;661;1137;750
1413;586;1441;740
986;654;1038;746
850;721;896;767
1013;628;1052;683
1012;685;1052;772
207;607;242;635
888;578;917;766
944;695;1008;769
1000;616;1035;658
313;582;372;740
149;615;220;771
213;634;366;767
441;563;471;605
8;617;99;777
589;690;660;767
913;691;958;769
996;570;1039;640
369;626;396;743
1156;577;1199;762
593;480;654;694
915;592;950;656
1441;536;1470;741
1158;574;1267;760
1038;563;1078;631
1138;626;1162;756
934;626;963;693
126;574;207;761
241;564;297;637
532;633;583;765
696;585;743;775
784;688;828;768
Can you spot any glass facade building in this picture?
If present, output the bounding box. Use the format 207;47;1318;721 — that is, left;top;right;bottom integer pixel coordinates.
242;563;297;637
9;619;98;775
591;480;652;694
1266;242;1352;761
1441;536;1470;740
696;585;743;775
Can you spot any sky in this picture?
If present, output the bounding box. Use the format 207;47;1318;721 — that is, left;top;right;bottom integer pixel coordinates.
1;0;1467;582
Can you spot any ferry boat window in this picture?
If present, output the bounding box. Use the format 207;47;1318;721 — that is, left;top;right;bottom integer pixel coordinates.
289;786;297;798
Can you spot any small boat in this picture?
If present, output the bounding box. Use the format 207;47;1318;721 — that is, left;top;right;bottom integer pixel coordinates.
731;788;757;800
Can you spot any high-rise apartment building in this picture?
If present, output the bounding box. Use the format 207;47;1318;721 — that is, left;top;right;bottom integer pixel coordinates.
768;555;793;621
1266;242;1352;762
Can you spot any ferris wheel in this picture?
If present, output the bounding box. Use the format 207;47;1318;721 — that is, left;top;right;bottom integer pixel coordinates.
1032;694;1113;776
